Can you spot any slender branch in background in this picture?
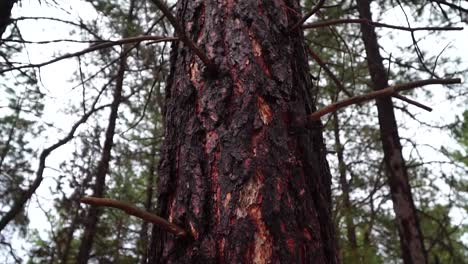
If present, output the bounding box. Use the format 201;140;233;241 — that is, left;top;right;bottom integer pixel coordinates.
148;0;215;72
11;16;103;40
431;0;468;14
0;239;21;263
306;14;431;112
80;197;187;237
290;0;326;31
308;78;461;120
0;36;178;74
392;94;432;112
307;46;353;97
0;102;111;232
303;18;464;31
396;0;438;78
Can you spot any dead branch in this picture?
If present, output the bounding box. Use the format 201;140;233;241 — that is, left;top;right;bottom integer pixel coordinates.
392;94;432;112
0;35;177;74
291;0;326;31
308;78;461;120
307;46;353;97
303;18;464;32
431;0;468;14
80;197;187;237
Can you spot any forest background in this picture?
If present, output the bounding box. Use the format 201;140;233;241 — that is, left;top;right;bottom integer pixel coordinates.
0;0;467;263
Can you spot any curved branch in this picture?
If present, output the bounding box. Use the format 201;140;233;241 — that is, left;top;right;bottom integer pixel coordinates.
0;36;177;74
291;0;326;30
308;78;461;120
80;197;187;237
0;102;111;232
303;18;464;32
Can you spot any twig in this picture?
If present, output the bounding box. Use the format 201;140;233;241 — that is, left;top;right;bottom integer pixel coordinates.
392;94;432;112
80;197;187;237
148;0;215;72
0;36;177;74
431;0;468;14
308;78;461;120
307;46;353;97
303;18;464;32
291;0;326;31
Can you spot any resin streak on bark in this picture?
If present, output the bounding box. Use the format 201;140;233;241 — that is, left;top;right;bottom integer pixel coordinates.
151;0;337;263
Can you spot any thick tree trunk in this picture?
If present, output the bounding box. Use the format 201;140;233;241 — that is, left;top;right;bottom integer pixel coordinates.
149;1;337;263
356;1;428;263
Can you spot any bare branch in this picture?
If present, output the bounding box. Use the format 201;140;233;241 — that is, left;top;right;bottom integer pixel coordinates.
307;46;353;97
392;94;432;112
291;0;326;31
431;0;468;14
0;101;111;232
80;197;187;237
0;35;177;74
303;18;464;32
308;78;461;120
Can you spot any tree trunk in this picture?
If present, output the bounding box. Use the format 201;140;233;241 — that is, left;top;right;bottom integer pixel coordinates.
76;51;126;264
0;0;17;40
149;1;337;263
139;140;158;264
332;112;359;262
356;1;428;263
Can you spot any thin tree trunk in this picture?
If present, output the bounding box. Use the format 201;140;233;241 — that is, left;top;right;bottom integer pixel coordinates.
75;50;126;264
332;112;359;261
0;0;17;40
139;141;158;264
356;1;428;263
149;1;338;263
76;1;135;261
59;155;95;264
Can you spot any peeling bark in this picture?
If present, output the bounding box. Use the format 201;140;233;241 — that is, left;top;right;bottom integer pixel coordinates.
149;1;337;263
356;0;428;263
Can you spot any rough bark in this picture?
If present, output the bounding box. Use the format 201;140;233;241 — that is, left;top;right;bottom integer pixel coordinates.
149;1;337;263
356;1;428;263
0;0;17;40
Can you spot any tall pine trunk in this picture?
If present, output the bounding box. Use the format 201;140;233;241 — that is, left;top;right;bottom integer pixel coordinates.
149;1;337;263
356;0;428;263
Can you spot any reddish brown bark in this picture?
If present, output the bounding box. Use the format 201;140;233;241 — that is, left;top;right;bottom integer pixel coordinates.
356;0;428;263
149;1;337;263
